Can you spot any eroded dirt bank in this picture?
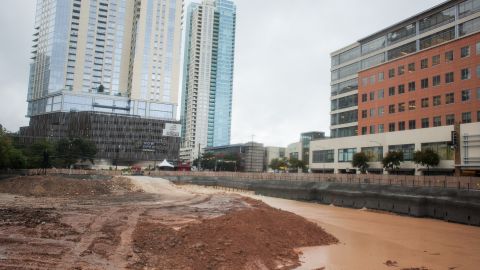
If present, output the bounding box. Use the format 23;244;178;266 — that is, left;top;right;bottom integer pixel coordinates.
0;175;337;269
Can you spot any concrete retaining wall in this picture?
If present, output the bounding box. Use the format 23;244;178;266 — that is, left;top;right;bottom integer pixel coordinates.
164;176;480;226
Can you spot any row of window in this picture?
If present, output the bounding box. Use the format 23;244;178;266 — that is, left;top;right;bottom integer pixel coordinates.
360;111;480;135
362;68;479;103
361;89;479;119
361;42;480;87
312;141;453;163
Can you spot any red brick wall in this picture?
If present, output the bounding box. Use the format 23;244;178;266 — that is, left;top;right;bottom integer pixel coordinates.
358;33;480;135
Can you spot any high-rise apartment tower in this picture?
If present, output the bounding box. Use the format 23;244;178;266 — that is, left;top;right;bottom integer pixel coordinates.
28;0;183;120
180;0;236;161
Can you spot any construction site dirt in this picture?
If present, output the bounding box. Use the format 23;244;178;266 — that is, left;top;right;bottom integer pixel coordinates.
0;175;337;270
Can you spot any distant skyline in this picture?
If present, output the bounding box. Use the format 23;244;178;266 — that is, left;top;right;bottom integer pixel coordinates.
0;0;445;146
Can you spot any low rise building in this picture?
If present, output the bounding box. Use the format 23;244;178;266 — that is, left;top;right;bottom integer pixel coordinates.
19;111;181;167
264;146;286;171
205;142;264;172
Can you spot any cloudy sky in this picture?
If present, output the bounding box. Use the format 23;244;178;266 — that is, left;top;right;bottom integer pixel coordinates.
0;0;445;146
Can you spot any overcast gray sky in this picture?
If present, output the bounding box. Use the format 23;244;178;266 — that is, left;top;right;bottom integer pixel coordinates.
0;0;445;146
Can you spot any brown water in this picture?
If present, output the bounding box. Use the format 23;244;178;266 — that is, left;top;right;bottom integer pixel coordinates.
256;196;480;270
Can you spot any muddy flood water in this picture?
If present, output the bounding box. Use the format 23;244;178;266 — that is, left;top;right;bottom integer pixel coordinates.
181;185;480;270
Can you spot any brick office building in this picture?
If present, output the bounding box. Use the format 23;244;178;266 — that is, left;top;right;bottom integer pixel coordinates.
358;32;480;135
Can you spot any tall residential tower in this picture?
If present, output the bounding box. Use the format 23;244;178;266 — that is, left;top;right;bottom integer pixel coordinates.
180;0;236;161
28;0;183;120
23;0;185;166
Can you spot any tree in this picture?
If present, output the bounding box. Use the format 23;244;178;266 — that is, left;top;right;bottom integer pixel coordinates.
288;158;307;172
352;152;369;174
55;138;97;168
24;139;55;169
97;84;105;93
382;151;404;174
269;158;288;172
413;149;440;174
0;128;27;169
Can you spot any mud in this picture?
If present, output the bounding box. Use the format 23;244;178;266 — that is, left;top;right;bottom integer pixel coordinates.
0;175;337;269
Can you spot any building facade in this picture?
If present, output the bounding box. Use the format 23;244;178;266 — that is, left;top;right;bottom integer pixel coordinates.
180;0;236;161
264;146;286;171
316;0;480;175
205;142;264;172
19;111;181;166
330;0;480;138
28;0;183;120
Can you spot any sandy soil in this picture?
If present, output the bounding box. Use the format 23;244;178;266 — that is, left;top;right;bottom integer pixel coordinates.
0;175;337;270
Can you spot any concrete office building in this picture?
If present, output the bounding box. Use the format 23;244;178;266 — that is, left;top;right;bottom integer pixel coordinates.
264;146;286;171
205;142;264;172
23;0;184;165
313;0;480;175
180;0;236;161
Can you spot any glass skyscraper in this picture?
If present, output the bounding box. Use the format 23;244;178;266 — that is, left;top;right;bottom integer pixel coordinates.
27;0;183;120
180;0;236;161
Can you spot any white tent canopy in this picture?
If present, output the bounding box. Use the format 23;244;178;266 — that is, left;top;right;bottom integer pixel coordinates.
158;159;174;168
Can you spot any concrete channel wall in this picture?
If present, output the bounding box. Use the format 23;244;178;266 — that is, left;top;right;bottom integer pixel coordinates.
163;175;480;226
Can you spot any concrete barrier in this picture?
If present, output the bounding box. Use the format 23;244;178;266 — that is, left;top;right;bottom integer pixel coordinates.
165;176;480;226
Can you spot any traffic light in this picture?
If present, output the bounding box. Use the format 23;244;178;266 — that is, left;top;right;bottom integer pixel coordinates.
451;130;458;147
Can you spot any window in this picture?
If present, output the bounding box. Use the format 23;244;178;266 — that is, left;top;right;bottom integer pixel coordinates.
378;106;384;116
478;65;480;78
389;68;395;78
370;75;376;84
421;78;429;89
378;89;384;99
389;123;395;132
398;65;405;75
433;75;441;86
446;114;455;125
361;126;367;135
462;89;471;101
378;72;384;81
432;55;440;66
478;111;480;122
421;118;429;128
388;144;415;161
462;112;472;123
408;62;415;72
399;121;406;130
478;42;480;55
398;102;405;112
409;120;416;130
408;81;416;91
378;124;384;133
421;98;429;108
478;88;480;100
370;125;375;134
461;46;470;58
445;92;454;104
338;148;357;162
312;150;334;163
362;93;368;102
398;84;405;94
362;110;368;118
445;72;454;83
461;68;471;80
389;87;395;96
433;95;441;106
370;92;375;101
408;100;416;110
433;116;441;127
370;108;375;117
445;50;454;62
422;142;453;160
421;58;428;69
389;104;395;114
361;146;384;162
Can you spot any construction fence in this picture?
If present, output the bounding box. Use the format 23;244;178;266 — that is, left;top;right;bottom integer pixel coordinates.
4;169;480;191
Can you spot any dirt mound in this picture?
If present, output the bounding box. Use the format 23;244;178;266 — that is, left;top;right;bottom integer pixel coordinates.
0;208;59;228
0;175;141;197
131;198;338;270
